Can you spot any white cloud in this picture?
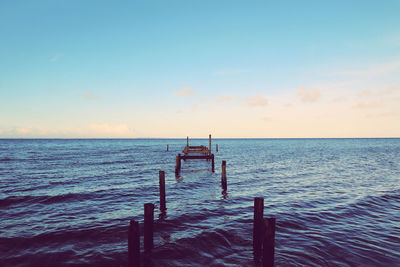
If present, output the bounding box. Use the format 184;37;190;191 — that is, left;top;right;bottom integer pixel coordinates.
338;61;400;77
297;86;321;103
216;95;234;103
353;102;381;109
173;88;194;96
245;94;268;107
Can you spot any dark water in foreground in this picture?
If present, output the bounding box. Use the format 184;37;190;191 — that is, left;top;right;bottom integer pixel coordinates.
0;139;399;266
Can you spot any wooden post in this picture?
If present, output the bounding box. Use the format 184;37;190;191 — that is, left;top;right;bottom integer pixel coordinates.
128;219;140;267
175;154;181;175
159;171;166;212
211;154;215;172
262;218;276;267
144;203;154;252
253;197;264;259
209;134;212;154
166;144;168;151
221;160;227;191
187;136;189;147
216;144;218;152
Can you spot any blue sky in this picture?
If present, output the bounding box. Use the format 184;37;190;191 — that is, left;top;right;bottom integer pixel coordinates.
1;1;400;137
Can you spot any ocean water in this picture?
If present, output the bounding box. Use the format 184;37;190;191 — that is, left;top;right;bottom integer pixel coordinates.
0;138;399;266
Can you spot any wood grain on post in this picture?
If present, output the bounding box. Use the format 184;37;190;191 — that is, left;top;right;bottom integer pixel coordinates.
128;219;140;267
144;203;154;252
221;160;227;191
159;171;166;212
262;218;276;267
253;197;264;259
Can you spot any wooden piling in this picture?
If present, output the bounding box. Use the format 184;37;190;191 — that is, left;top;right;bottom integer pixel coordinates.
262;218;276;267
209;134;212;154
144;203;154;252
159;171;166;212
167;144;168;151
221;160;227;191
128;219;140;267
253;197;264;259
187;136;189;147
211;154;215;172
216;144;218;152
175;154;181;175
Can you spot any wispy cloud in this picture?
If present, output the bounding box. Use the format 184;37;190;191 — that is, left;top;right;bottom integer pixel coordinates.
84;92;100;100
338;61;400;77
213;69;251;76
50;54;62;62
353;102;380;109
297;86;320;103
245;94;268;107
173;88;194;96
216;95;234;103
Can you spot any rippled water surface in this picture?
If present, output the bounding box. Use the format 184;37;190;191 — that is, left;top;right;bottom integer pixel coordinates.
1;139;400;266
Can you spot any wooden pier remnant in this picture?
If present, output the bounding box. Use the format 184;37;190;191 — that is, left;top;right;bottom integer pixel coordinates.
209;134;212;153
177;135;215;173
167;144;169;151
159;171;166;212
216;144;218;152
128;220;140;267
221;160;227;191
253;197;264;258
144;203;154;252
262;218;276;267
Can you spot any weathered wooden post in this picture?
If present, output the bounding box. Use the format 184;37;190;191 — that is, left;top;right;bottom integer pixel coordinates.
187;136;189;147
253;197;264;259
175;154;181;175
211;154;215;172
166;144;168;151
216;144;218;152
144;203;154;253
159;171;166;212
209;134;212;154
221;160;227;191
128;219;140;267
262;218;276;267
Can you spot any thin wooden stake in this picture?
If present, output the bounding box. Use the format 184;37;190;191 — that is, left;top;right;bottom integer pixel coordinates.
262;218;276;267
187;136;189;147
166;144;168;151
221;160;227;191
144;203;154;252
216;144;218;152
209;134;212;154
253;197;264;259
159;171;166;212
128;219;140;267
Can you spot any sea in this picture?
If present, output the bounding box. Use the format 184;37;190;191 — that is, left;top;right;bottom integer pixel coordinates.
0;138;399;266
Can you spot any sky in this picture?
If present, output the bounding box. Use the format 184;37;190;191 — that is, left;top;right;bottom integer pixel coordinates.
1;0;400;138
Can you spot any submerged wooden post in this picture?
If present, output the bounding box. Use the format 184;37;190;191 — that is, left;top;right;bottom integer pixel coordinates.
166;144;168;151
221;160;227;191
144;203;154;252
128;219;140;267
211;154;215;172
159;171;166;212
209;134;212;154
262;218;276;267
253;197;264;259
216;144;218;152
